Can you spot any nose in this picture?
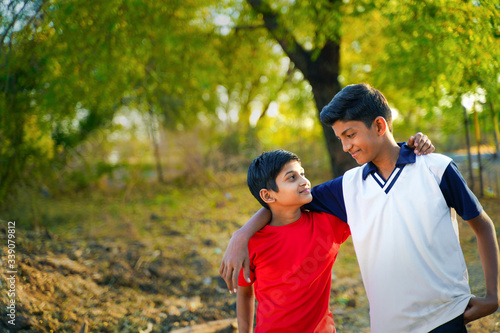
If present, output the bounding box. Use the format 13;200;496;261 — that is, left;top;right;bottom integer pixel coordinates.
342;140;352;152
300;175;310;187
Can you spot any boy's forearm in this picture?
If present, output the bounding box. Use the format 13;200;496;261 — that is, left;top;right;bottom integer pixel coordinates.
220;208;271;292
468;212;500;303
237;286;255;333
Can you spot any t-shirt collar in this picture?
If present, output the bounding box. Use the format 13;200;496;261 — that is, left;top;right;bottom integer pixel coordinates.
362;142;416;180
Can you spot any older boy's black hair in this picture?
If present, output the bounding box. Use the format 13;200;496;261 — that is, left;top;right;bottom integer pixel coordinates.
247;150;300;209
320;83;393;132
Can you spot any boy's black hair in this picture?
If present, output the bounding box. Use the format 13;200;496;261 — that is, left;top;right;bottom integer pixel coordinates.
320;83;393;132
247;150;300;209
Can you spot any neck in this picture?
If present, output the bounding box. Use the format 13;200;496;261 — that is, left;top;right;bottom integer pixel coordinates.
268;207;302;226
372;139;400;180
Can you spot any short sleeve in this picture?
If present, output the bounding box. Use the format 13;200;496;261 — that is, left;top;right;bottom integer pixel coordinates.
305;177;347;223
440;161;483;220
238;265;256;287
326;213;351;244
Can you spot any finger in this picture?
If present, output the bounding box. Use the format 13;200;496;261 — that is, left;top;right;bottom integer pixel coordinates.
220;264;233;292
413;132;423;146
225;267;235;293
407;136;415;148
243;259;251;283
463;297;479;324
421;139;435;155
417;137;429;154
219;260;225;277
418;135;428;150
414;135;428;156
222;263;233;293
231;266;239;294
463;306;476;324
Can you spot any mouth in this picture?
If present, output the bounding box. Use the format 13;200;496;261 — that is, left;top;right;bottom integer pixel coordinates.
300;188;311;194
350;150;361;159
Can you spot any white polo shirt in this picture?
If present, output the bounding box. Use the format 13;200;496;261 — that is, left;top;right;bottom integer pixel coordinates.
308;144;482;333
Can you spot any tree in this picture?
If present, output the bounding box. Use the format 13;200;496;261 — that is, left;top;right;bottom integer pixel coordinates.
370;0;500;194
239;0;356;177
0;0;47;202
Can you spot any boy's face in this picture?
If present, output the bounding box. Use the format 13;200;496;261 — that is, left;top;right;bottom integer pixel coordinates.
332;119;380;165
266;160;312;207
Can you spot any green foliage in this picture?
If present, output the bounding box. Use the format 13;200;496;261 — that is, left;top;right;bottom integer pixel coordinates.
339;0;500;150
2;0;500;218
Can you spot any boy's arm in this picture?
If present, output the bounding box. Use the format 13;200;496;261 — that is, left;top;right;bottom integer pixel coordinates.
237;285;255;333
463;211;500;324
220;133;432;293
219;207;271;293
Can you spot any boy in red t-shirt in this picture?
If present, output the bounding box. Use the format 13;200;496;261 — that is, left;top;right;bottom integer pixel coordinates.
237;150;350;333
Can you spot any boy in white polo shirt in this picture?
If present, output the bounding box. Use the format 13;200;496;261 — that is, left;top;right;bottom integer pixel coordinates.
220;84;499;332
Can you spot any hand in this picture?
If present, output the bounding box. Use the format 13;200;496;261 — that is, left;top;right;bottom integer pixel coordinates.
407;132;435;156
463;295;499;324
219;230;251;293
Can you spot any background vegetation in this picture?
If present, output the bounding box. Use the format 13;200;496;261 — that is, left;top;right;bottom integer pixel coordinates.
1;0;500;332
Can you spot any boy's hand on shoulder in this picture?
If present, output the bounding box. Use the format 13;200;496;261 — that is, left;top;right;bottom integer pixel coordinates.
464;295;500;324
408;132;435;156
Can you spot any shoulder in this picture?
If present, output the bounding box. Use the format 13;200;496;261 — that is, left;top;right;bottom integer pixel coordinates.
307;210;348;230
309;211;350;242
248;227;271;245
313;176;343;191
418;153;452;178
419;152;452;165
307;210;341;221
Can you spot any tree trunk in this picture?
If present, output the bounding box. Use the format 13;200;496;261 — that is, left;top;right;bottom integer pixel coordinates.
463;106;475;191
489;100;499;158
147;105;165;183
246;0;356;177
304;42;357;177
473;103;483;197
0;73;27;204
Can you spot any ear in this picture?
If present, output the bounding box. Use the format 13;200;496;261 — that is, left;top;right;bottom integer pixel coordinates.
373;117;388;136
260;189;276;204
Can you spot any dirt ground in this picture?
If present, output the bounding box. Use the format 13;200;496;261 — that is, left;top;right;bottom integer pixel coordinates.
1;188;499;332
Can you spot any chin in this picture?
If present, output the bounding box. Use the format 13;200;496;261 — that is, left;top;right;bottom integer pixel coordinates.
354;156;368;165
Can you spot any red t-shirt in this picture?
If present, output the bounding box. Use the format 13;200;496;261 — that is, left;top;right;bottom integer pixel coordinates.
238;211;350;332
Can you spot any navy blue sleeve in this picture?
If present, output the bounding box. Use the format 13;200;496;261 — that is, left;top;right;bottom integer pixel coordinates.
304;176;347;223
440;161;483;220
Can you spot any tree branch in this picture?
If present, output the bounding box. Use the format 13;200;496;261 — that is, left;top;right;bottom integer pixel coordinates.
0;0;46;46
246;0;311;71
233;24;267;32
0;0;30;46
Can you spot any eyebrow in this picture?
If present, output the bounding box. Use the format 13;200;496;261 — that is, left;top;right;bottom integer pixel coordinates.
340;127;354;136
283;168;304;177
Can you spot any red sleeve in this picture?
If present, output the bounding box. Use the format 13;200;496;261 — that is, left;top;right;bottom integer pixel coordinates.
238;266;256;287
326;212;351;244
341;221;351;243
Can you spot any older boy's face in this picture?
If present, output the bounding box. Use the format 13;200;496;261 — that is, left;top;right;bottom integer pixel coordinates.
270;160;312;207
332;119;379;165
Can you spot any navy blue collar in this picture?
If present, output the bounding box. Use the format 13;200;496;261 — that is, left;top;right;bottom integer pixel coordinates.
362;143;416;180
